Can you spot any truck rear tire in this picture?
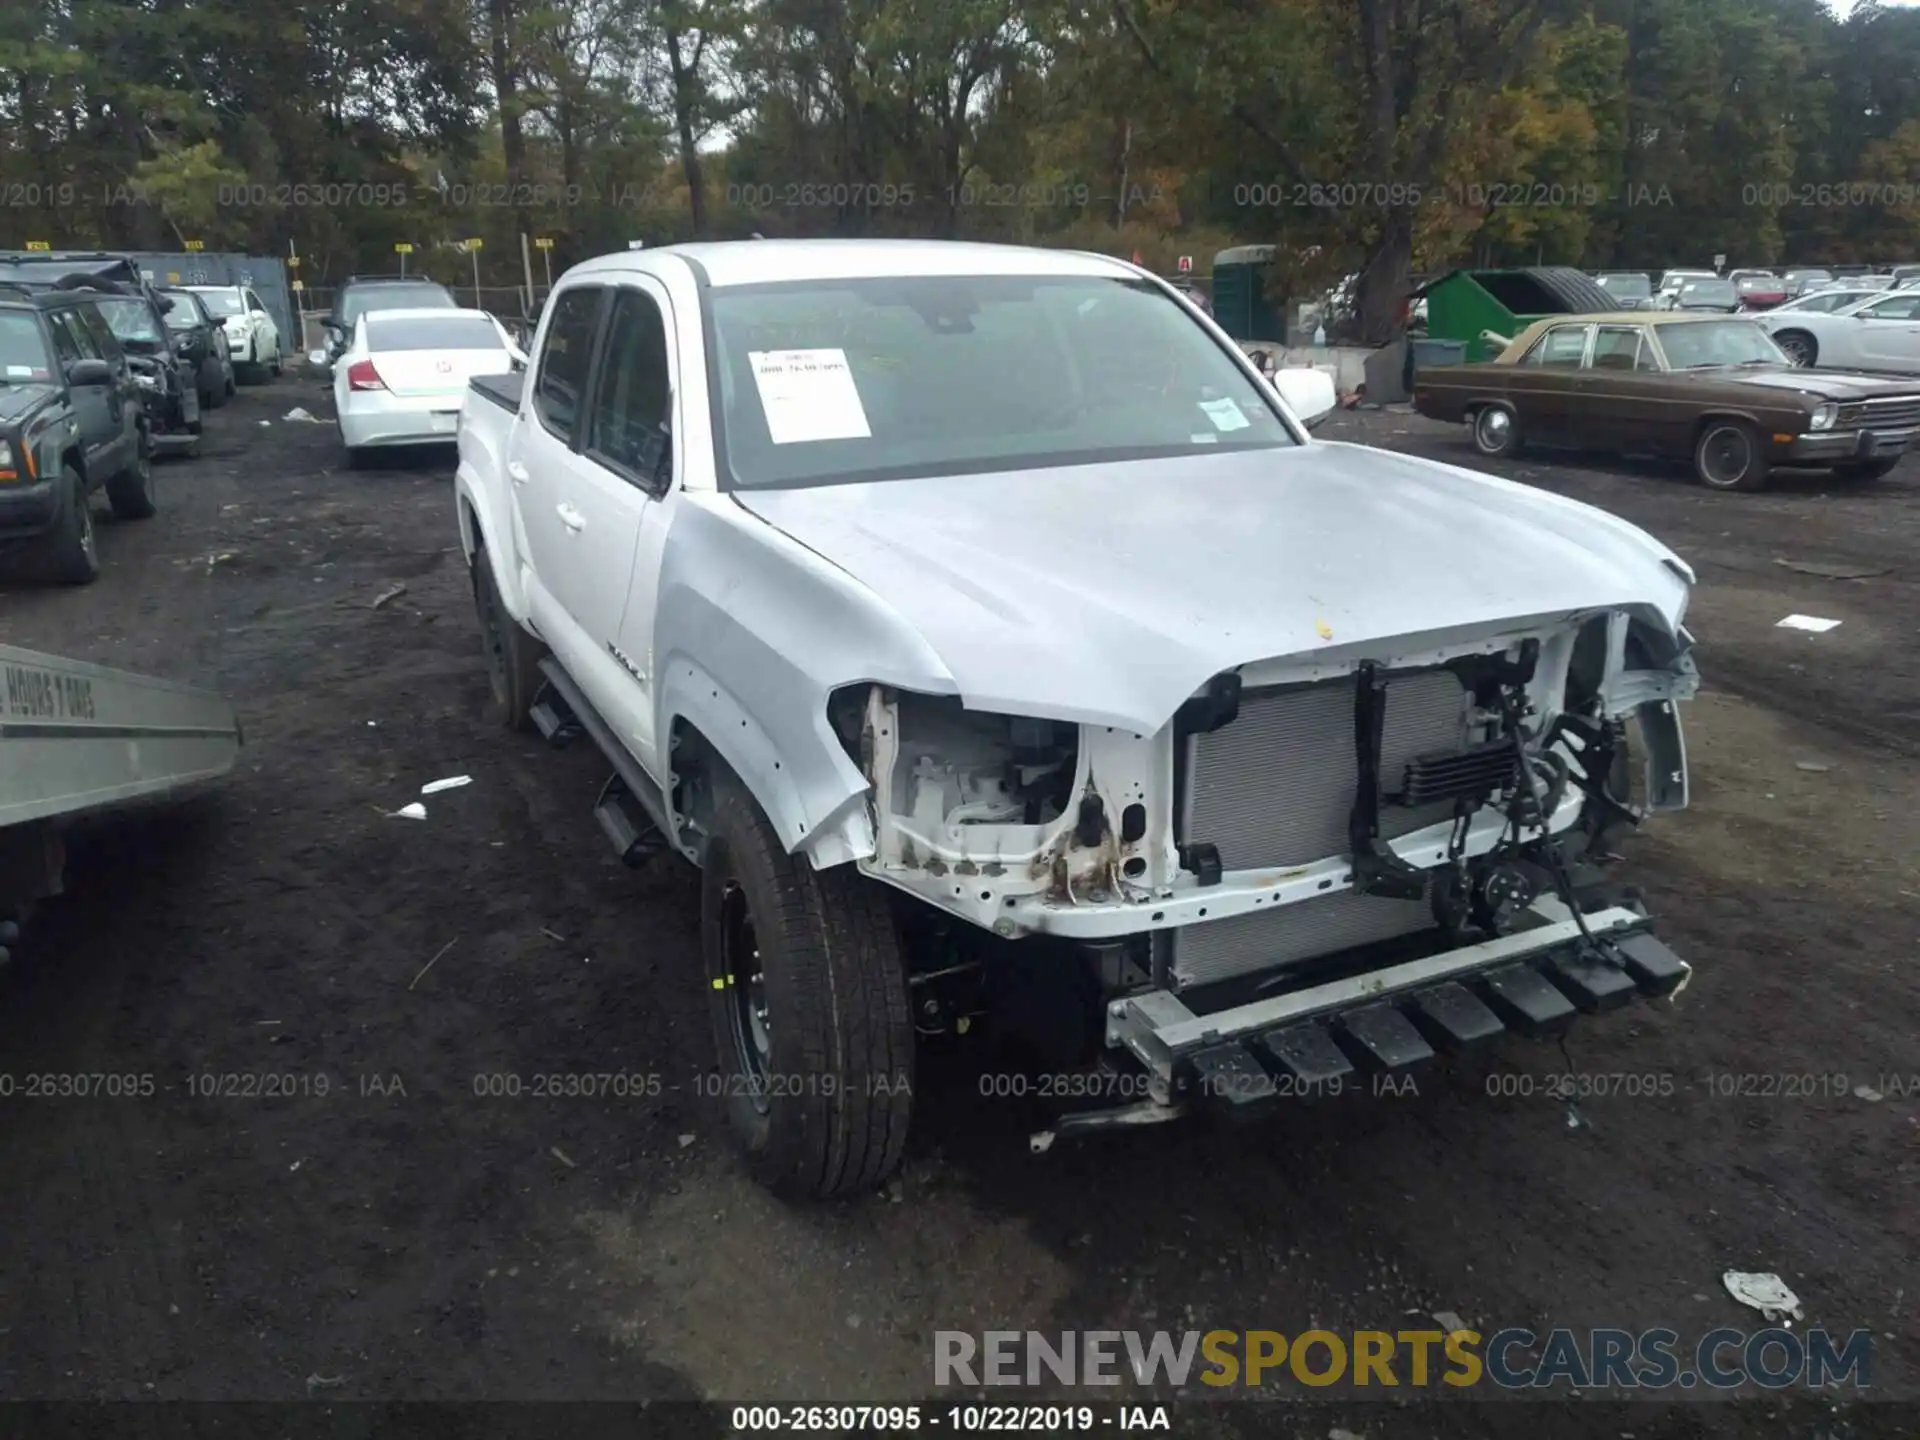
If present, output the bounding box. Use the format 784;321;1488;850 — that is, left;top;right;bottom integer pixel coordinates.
471;545;544;731
701;774;914;1201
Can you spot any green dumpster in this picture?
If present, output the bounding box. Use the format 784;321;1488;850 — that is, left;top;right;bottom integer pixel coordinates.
1414;267;1617;362
1211;245;1287;344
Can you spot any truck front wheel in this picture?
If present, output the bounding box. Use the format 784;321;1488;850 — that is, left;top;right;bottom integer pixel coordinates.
701;775;915;1200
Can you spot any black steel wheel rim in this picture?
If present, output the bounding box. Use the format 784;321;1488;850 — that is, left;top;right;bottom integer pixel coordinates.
1702;427;1750;486
1779;335;1811;365
718;879;771;1114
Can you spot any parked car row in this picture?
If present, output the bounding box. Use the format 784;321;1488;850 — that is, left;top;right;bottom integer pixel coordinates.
0;251;284;585
1597;265;1920;315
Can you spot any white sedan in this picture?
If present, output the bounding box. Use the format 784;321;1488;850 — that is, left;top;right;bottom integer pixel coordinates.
1768;285;1892;317
183;284;283;380
320;308;527;466
1760;289;1920;370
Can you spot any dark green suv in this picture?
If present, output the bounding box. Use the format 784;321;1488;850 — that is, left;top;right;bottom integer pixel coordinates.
0;286;156;584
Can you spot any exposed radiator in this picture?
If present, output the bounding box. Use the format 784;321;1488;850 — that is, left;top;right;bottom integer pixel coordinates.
1172;668;1470;989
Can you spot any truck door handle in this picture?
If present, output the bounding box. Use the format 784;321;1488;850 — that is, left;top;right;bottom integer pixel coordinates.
507;460;530;486
556;503;585;531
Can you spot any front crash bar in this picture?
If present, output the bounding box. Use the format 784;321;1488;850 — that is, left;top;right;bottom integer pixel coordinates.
1107;903;1659;1083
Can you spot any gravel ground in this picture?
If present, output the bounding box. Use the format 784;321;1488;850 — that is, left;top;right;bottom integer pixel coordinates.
0;378;1914;1437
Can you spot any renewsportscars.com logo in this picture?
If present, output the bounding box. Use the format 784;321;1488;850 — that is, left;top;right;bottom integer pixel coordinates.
933;1327;1873;1392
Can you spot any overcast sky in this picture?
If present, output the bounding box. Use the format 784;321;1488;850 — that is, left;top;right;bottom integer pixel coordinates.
1827;0;1920;15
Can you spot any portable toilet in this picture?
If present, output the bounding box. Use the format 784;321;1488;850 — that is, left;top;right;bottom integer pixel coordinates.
1211;245;1286;344
1415;266;1617;361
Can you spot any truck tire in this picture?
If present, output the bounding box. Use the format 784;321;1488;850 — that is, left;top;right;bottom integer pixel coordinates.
470;545;544;731
701;774;914;1201
105;432;156;520
41;466;100;585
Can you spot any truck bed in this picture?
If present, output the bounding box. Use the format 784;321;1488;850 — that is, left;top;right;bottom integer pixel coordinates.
470;371;525;412
0;645;241;831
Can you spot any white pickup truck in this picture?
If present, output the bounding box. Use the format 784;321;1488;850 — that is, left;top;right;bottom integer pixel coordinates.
454;238;1701;1201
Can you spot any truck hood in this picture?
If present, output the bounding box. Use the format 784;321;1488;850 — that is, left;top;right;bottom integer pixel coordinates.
0;380;57;424
733;443;1692;733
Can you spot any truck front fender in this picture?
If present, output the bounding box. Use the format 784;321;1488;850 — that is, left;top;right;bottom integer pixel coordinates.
660;656;875;869
653;494;959;869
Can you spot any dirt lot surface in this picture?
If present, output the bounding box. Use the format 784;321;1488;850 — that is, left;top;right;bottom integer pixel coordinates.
0;378;1915;1437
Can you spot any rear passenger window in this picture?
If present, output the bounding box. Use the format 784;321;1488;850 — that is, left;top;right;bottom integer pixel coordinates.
533;287;603;443
1589;328;1643;372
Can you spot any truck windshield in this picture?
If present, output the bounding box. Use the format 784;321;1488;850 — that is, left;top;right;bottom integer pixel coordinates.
161;294;203;330
94;296;164;347
0;312;56;382
706;275;1296;489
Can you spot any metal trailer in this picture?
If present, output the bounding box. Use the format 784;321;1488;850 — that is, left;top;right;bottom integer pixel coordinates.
0;645;241;964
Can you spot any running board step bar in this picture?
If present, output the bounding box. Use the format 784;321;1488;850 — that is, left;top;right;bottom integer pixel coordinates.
529;681;583;748
594;773;669;867
533;660;682;863
1107;907;1691;1107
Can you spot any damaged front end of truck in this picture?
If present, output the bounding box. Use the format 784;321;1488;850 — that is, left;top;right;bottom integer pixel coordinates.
838;605;1700;1146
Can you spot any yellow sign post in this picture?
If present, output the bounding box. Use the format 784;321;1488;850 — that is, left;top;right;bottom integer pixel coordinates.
466;239;483;305
533;236;554;290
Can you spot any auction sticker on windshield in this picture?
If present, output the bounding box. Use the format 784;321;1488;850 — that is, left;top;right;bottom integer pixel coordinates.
1198;397;1251;432
748;348;872;445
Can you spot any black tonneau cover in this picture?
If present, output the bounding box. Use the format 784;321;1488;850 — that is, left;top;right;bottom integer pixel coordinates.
470;371;524;411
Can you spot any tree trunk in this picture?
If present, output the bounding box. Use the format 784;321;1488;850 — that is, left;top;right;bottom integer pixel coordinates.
667;30;708;236
1356;209;1414;345
487;0;526;239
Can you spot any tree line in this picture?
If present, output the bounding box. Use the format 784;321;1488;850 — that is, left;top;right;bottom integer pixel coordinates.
3;0;1918;338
